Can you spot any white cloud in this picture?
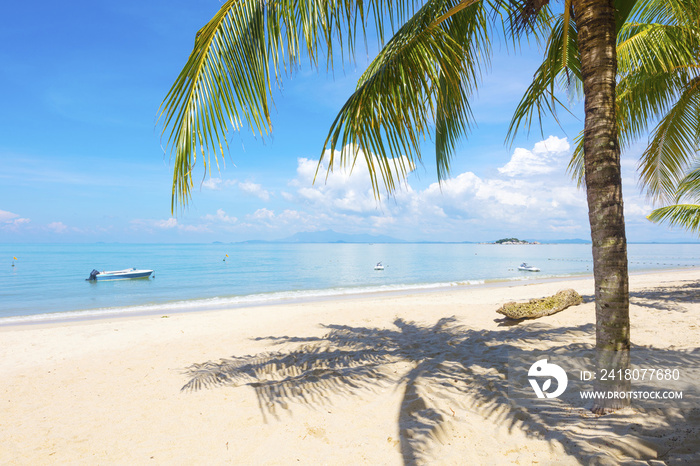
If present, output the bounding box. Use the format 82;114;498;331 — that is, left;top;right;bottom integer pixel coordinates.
130;217;179;232
239;181;271;201
414;170;586;231
625;200;652;217
498;136;571;177
252;141;589;240
191;140;610;241
129;216;215;234
289;148;415;215
202;178;237;190
178;224;211;233
202;209;237;224
533;136;571;154
251;208;275;220
155;218;178;229
47;221;68;233
0;210;18;222
0;210;31;230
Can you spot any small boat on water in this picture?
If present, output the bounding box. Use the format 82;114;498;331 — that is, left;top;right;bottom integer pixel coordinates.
374;262;385;270
518;263;540;272
87;268;154;281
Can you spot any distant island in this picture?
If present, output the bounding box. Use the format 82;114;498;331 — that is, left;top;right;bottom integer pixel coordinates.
230;231;591;244
493;238;540;245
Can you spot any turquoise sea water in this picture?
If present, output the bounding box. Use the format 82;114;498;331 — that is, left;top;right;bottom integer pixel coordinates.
1;242;699;324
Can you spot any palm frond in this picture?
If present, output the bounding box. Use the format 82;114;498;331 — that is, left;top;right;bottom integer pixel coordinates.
570;70;695;192
629;0;700;28
616;70;693;152
617;23;699;78
618;0;700;201
320;0;493;195
567;131;585;187
638;77;700;203
159;0;418;211
506;12;581;144
435;1;492;180
504;0;550;37
568;0;700;188
615;17;700;148
647;204;700;235
674;165;700;202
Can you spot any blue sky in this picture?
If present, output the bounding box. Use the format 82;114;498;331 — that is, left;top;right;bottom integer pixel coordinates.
1;1;697;243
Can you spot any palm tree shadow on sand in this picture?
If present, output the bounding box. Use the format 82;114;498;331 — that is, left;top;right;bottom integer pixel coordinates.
182;317;700;465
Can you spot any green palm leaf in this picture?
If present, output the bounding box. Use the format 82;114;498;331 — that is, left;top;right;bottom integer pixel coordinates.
567;0;700;190
321;0;493;195
648;204;700;235
159;0;419;211
506;12;580;144
638;77;700;203
674;166;700;202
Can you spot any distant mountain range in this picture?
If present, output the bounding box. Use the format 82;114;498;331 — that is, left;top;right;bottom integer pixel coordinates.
235;230;592;244
239;230;406;244
281;230;406;243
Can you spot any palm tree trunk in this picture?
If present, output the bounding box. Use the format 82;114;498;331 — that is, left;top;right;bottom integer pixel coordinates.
572;0;631;414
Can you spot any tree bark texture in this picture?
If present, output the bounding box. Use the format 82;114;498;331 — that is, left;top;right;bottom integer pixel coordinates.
572;0;631;413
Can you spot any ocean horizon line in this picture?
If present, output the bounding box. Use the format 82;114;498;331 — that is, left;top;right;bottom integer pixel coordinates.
5;239;700;245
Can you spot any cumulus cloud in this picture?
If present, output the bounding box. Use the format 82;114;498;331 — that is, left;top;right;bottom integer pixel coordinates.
289;148;416;216
415;170;586;230
202;209;237;224
47;221;68;233
178;224;211;233
0;210;31;230
203;177;273;201
196;139;615;240
498;136;571;177
11;217;30;226
0;210;18;222
130;217;179;232
239;181;271;201
258;140;589;240
625;201;652;217
155;218;178;229
202;178;237;190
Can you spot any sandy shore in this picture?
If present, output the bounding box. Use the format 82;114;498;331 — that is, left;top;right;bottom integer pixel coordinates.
1;269;699;465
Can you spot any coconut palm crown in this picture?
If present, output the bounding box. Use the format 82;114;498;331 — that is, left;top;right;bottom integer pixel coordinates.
160;0;646;413
515;0;700;208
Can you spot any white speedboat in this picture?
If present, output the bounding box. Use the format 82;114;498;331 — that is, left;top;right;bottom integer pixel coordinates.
87;268;154;281
518;263;540;272
374;262;384;270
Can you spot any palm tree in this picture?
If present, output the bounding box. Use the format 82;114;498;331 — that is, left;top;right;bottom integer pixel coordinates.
515;0;699;191
526;1;699;234
160;0;636;413
508;0;698;409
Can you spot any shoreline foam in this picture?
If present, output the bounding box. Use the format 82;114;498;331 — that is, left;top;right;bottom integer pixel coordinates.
2;265;691;327
1;268;698;464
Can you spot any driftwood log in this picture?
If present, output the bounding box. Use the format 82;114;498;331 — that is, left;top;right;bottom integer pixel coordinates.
496;289;583;320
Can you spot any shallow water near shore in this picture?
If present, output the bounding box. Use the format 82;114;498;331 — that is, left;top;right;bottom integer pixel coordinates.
2;242;699;323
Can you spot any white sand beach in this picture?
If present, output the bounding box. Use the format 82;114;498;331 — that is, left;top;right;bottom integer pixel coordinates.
1;269;699;465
